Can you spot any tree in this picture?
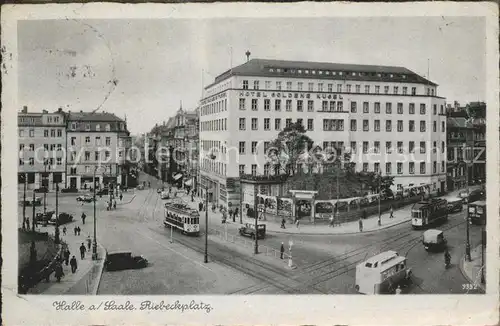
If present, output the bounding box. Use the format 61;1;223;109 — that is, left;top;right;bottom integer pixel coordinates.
362;172;395;195
268;122;313;175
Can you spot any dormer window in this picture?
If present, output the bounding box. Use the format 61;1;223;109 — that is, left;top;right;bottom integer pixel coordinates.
390;74;394;78
305;70;309;74
332;71;337;75
402;75;407;79
339;72;343;76
298;69;302;74
269;68;274;72
105;124;111;131
325;71;330;75
312;70;316;75
276;68;282;72
377;73;382;77
318;71;323;75
96;124;100;131
352;72;356;76
85;124;91;131
71;123;77;130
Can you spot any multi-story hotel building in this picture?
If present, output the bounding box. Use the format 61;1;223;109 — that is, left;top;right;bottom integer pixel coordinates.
65;111;129;189
199;59;447;209
18;106;67;190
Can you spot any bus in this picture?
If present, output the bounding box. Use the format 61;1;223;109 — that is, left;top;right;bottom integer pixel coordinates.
411;198;448;229
355;250;412;294
467;200;486;225
164;202;200;236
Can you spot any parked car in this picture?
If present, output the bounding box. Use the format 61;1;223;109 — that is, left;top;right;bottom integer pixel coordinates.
422;229;447;252
238;223;266;239
160;191;170;200
96;188;110;196
76;195;95;202
35;211;55;224
61;187;78;193
458;189;485;204
48;212;74;225
105;251;148;271
444;196;463;213
34;187;48;193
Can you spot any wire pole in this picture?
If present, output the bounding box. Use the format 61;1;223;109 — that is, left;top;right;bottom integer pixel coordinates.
32;191;36;232
254;183;258;254
239;182;243;224
23;173;27;228
204;186;209;263
464;140;471;262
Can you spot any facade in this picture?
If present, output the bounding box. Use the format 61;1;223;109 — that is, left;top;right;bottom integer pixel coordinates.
65;111;129;189
446;116;474;191
199;58;447;210
18;106;67;190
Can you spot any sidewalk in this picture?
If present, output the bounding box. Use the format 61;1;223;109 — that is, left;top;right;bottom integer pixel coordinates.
459;245;486;293
27;220;105;295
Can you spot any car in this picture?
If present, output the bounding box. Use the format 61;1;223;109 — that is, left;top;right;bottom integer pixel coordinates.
61;187;79;193
238;223;266;240
160;191;170;200
105;251;148;271
48;212;74;225
76;195;95;202
34;187;48;193
444;196;463;213
35;211;55;224
96;188;110;196
458;189;485;204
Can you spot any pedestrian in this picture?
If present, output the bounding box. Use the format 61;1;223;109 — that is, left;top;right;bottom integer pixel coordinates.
281;218;286;229
389;206;394;219
234;208;239;220
295;219;300;229
55;262;64;282
74;226;78;236
378;215;381;226
199;201;203;212
120;193;123;201
113;200;117;210
87;235;92;250
280;242;285;259
148;181;151;188
359;218;363;232
64;248;70;266
79;243;86;260
26;218;30;231
329;216;334;227
191;193;194;202
77;226;81;236
70;255;77;273
62;226;67;236
81;212;86;225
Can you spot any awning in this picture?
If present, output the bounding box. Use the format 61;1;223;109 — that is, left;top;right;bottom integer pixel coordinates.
184;179;193;186
173;173;183;181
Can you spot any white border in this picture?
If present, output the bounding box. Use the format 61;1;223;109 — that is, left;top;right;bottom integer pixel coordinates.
2;2;499;325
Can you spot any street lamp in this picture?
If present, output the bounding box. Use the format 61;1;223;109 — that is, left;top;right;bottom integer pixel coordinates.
201;185;213;263
92;166;106;260
54;183;60;244
378;170;382;226
463;143;471;262
43;163;49;215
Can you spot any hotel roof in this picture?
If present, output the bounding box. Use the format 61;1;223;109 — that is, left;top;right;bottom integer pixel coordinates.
66;111;125;122
207;58;437;88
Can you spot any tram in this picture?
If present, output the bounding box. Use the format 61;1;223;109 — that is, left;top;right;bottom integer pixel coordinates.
164;201;200;236
411;198;448;229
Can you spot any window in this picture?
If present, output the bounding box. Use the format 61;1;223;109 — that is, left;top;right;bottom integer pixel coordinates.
328;84;333;92
433;121;437;132
411;87;416;95
57;129;62;137
374;162;380;173
433;161;437;174
285;100;292;112
297;82;303;91
433;104;437;115
440;105;444;114
105;137;111;146
441;121;445;132
337;101;343;111
363;120;369;131
44;130;49;137
251;118;258;130
29;144;34;151
433;141;437;153
409;120;415;132
239;142;245;154
264;142;270;153
385;120;392;132
251;99;258;111
397;103;403;114
286;119;292;128
19;144;24;151
307;100;314;112
393;86;398;94
409;141;415;153
374;141;380;153
355;85;361;93
307;119;314;131
19;129;24;137
19;159;24;166
375;85;380;94
351;102;357;113
239;98;246;110
239;118;246;130
85;136;90;144
386;141;392;153
420;141;426;154
318;83;324;92
350;119;357;131
105;151;110;159
351;141;357;154
397;120;403;132
384;86;389;94
275;99;281;111
264;99;270;111
251;141;257;154
374;102;380;113
297;118;303;127
397;163;403;174
95;124;100;131
275;118;281;130
420;162;426;174
265;81;271;90
29;129;34;137
95;151;100;161
374;120;380;132
321;101;328;111
85;151;91;161
253;80;259;90
420;121;426;132
386;103;392;114
297;100;303;112
239;165;245;175
264;118;270;130
286;81;292;91
420;104;426;114
85;124;91;131
363;142;369;154
409;162;415;174
29;158;34;165
308;83;314;91
364;85;370;93
441;161;445;173
386;162;392;175
264;164;270;176
243;80;248;89
95;137;101;146
276;81;282;90
251;164;257;176
403;87;408;95
441;141;445;153
397;141;403;154
346;85;352;92
337;84;342;92
363;163;368;172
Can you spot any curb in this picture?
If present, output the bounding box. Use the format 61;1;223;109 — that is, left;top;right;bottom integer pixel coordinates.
266;218;412;236
458;252;486;293
91;242;107;295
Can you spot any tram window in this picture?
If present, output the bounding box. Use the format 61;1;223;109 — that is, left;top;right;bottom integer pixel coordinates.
374;262;378;268
395;265;399;272
365;263;372;268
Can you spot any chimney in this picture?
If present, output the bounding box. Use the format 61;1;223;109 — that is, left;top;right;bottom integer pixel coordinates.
42;109;48;114
80;110;83;113
22;105;28;113
57;107;63;113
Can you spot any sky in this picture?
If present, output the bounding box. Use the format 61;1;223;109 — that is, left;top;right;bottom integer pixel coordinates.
18;16;486;134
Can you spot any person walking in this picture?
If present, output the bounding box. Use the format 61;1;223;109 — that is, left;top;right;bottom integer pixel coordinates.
81;212;86;225
359;218;363;232
55;262;64;282
234;208;239;220
281;218;286;229
295;219;300;229
77;226;81;236
79;243;86;260
389;206;394;219
113;200;117;210
64;248;70;266
87;235;92;250
199;201;203;212
280;242;285;259
26;218;30;231
70;255;78;273
120;193;123;201
62;226;67;236
74;226;78;236
378;215;382;227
